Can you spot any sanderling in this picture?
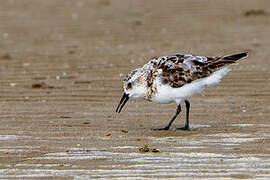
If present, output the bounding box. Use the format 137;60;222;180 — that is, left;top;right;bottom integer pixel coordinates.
116;52;248;130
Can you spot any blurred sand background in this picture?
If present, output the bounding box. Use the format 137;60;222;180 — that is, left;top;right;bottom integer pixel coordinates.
0;0;269;179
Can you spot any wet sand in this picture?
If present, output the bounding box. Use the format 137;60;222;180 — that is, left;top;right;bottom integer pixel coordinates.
0;0;270;179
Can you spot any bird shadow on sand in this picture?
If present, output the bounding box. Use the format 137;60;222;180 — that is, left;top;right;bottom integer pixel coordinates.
172;124;212;131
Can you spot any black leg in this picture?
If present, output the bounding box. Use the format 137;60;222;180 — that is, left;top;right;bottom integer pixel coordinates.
176;100;190;131
152;104;181;131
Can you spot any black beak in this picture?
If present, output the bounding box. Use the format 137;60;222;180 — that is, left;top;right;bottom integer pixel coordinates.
116;93;129;113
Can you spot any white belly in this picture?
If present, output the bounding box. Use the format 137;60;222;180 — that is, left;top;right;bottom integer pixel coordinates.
150;67;231;104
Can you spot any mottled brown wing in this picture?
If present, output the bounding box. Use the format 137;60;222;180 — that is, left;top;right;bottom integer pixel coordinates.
155;52;247;88
158;55;210;88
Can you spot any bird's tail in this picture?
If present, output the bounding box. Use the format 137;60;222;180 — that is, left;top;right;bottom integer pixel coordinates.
206;52;248;70
222;52;248;61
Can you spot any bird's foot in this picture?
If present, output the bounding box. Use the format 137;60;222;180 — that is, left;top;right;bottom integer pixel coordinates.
175;125;190;131
151;126;170;131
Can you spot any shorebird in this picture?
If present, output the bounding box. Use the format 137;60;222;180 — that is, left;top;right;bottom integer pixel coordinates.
116;52;248;130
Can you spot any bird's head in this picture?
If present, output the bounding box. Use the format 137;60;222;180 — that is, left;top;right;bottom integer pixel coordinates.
116;69;147;113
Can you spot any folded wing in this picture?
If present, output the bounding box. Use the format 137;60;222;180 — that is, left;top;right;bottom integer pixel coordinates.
149;52;248;88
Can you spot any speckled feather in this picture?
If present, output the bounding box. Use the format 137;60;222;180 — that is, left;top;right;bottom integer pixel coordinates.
122;52;248;103
144;53;245;89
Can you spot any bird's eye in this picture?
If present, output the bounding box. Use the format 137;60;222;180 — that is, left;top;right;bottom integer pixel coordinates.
127;82;132;88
